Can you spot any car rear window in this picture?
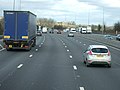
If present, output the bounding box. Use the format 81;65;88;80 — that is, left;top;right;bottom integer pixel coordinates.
91;48;108;53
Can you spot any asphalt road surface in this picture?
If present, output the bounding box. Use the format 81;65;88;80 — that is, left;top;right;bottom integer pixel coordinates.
0;33;120;90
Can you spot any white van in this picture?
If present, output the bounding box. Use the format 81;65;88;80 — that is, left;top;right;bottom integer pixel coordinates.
81;28;87;34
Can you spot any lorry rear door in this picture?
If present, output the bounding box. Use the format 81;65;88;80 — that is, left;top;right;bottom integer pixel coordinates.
17;12;28;40
4;12;16;40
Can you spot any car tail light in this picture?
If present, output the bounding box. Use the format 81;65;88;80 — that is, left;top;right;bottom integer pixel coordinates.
108;50;111;56
88;50;92;55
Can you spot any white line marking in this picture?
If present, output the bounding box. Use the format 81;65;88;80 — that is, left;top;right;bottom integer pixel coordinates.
63;43;65;45
80;87;85;90
39;45;41;47
80;42;81;43
36;49;38;51
69;55;73;59
41;43;43;45
65;46;67;48
17;64;23;69
29;54;33;58
73;65;77;70
84;44;86;46
67;49;70;52
0;48;6;51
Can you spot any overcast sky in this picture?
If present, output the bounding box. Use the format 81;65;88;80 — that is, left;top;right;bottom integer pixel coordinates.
0;0;120;26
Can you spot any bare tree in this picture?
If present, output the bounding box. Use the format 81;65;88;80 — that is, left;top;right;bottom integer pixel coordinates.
0;18;4;35
37;18;56;28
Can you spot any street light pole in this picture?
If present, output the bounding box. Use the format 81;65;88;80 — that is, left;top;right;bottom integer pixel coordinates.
20;0;21;10
13;0;15;10
102;7;104;34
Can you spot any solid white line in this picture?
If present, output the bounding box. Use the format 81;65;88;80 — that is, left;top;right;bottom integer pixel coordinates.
80;87;85;90
17;64;23;69
69;55;73;59
73;65;77;70
29;54;33;58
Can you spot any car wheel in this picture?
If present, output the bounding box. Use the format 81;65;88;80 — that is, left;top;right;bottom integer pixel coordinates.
86;60;90;67
107;64;111;68
84;60;86;64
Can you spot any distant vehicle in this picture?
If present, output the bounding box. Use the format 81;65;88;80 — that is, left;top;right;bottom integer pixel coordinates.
37;31;42;36
81;28;87;34
49;29;54;34
116;34;120;41
57;30;61;34
83;45;111;68
68;32;74;37
42;27;47;33
70;28;76;33
86;26;92;34
3;11;36;51
104;35;113;40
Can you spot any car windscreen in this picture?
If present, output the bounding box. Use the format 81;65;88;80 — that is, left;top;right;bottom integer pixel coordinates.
91;48;108;53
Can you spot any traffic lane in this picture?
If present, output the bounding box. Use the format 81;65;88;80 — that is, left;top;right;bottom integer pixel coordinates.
74;34;120;66
0;36;44;83
0;34;78;90
58;34;120;90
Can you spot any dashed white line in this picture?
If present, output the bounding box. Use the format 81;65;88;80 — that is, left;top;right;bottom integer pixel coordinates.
65;46;67;48
63;43;65;45
17;64;23;69
67;49;70;52
83;44;86;46
41;43;43;45
29;54;33;58
39;45;41;47
73;65;77;70
80;87;85;90
69;55;73;59
36;49;38;51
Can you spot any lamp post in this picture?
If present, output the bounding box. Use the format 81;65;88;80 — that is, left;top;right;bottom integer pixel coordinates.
13;0;15;10
20;0;21;10
102;7;104;34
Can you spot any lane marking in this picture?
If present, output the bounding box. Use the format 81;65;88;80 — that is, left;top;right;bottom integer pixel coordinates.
0;48;6;51
73;65;77;70
80;42;81;43
69;55;73;59
29;54;33;58
65;46;67;48
17;64;23;69
67;49;70;52
80;87;85;90
39;45;41;47
41;43;43;45
63;43;65;45
36;49;38;51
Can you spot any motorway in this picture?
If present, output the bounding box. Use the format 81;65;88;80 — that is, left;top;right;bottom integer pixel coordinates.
0;33;120;90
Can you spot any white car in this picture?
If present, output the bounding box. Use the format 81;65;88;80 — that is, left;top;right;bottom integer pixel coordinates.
68;32;74;37
83;45;111;68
